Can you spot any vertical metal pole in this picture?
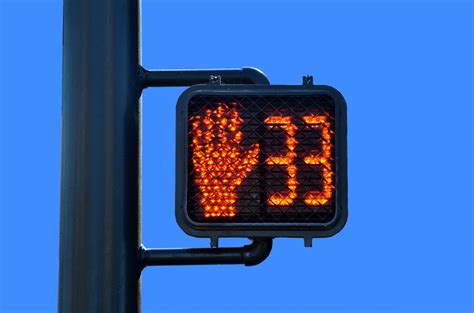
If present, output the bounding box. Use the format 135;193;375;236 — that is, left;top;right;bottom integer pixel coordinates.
59;0;142;312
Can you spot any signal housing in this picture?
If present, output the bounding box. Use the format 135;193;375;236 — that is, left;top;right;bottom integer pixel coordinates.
176;84;348;244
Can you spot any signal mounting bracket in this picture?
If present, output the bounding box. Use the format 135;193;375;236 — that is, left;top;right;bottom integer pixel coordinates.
303;75;314;86
209;75;222;85
139;66;273;268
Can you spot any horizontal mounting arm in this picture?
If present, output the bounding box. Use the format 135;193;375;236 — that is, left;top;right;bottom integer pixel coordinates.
139;67;272;269
140;238;272;268
141;67;270;87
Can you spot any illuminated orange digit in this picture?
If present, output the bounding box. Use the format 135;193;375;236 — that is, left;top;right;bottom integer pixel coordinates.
302;115;334;205
190;104;259;218
264;116;298;206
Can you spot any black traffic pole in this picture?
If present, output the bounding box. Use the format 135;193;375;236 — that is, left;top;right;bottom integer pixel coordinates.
59;0;142;312
59;0;271;312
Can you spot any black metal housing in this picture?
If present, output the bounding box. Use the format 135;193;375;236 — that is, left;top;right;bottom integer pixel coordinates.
176;84;348;244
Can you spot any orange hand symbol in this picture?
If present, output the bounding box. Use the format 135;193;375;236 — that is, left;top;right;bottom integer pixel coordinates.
190;104;259;218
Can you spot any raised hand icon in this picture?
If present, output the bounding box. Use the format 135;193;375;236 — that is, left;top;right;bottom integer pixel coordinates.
190;104;259;218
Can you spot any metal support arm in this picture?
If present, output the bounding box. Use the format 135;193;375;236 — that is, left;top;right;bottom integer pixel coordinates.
141;66;270;87
140;238;272;268
139;67;272;269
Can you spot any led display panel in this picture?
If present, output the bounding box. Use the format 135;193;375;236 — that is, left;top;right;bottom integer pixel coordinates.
176;85;347;241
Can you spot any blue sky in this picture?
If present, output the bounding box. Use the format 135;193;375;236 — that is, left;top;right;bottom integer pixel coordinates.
0;0;472;312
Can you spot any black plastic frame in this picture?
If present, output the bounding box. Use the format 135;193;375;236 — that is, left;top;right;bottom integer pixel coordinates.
176;84;348;242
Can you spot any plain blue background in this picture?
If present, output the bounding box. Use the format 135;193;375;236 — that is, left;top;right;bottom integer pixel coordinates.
0;0;472;312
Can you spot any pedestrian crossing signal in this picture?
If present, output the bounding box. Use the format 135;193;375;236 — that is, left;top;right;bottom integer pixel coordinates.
175;84;348;244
